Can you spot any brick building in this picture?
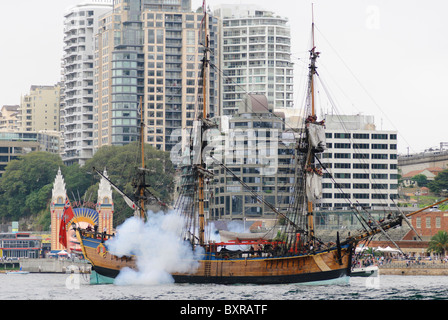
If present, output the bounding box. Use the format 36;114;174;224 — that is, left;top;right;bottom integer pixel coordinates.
369;209;448;256
404;209;448;241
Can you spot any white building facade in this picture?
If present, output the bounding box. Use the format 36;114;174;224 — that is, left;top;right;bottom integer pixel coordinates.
214;4;294;116
61;1;113;166
318;114;399;209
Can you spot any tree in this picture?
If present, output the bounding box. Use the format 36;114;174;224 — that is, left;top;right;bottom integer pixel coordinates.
427;230;448;256
0;144;175;229
84;142;175;226
428;169;448;194
0;152;63;220
411;174;428;187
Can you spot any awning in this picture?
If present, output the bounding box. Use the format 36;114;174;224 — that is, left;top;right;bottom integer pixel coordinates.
375;246;401;253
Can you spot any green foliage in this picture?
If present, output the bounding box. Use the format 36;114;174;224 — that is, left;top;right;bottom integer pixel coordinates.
428;169;448;194
427;231;448;256
0;152;63;221
0;144;175;229
411;174;428;187
84;142;175;225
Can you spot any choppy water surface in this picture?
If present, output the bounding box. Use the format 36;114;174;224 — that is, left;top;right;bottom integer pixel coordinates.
1;273;447;301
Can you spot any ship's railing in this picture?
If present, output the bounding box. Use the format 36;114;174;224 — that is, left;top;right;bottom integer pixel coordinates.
76;227;114;243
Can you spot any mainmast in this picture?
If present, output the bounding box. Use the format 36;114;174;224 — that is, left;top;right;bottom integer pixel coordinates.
310;6;316;116
294;5;326;246
197;5;210;246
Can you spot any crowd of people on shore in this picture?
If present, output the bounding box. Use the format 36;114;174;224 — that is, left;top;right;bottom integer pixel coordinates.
354;254;448;268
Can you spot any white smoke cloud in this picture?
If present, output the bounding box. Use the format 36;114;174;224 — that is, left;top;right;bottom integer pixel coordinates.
105;210;202;286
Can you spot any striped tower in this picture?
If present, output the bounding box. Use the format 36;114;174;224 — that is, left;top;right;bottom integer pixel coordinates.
50;168;66;251
96;168;114;234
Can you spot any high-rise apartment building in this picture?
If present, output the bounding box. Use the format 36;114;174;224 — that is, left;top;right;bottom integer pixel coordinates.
318;114;399;209
94;0;219;152
18;85;61;132
0;105;19;131
61;1;113;166
214;4;294;116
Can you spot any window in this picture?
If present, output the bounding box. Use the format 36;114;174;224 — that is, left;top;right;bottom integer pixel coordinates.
353;143;369;149
334;133;351;139
148;30;155;44
156;30;164;44
334;183;351;189
353;153;369;159
353;193;369;199
372;134;388;139
426;217;431;228
371;174;388;179
353;133;369;139
371;184;388;189
372;163;388;169
334;163;351;169
372;154;388;159
334;193;350;199
187;30;195;45
353;163;369;169
372;194;387;199
334;153;350;159
372;144;388;149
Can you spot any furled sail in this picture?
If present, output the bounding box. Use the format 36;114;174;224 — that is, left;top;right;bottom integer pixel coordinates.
306;169;323;201
307;122;326;153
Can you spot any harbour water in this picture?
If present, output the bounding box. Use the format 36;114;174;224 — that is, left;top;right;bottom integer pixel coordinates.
1;273;447;301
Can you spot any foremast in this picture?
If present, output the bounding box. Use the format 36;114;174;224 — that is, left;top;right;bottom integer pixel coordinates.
138;96;146;220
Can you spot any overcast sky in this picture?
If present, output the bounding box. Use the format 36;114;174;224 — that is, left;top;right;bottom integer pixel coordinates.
0;0;446;154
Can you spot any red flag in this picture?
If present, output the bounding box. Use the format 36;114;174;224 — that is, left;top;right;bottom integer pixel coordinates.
58;198;75;248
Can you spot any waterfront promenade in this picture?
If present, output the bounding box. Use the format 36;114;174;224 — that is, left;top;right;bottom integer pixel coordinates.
18;258;91;273
379;261;448;276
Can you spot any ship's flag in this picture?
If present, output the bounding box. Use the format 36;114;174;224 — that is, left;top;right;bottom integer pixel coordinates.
59;197;75;248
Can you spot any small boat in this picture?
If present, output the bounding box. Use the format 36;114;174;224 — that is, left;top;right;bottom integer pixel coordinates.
351;265;379;277
6;271;29;275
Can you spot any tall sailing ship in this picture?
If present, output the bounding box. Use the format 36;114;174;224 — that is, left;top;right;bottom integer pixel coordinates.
74;7;448;285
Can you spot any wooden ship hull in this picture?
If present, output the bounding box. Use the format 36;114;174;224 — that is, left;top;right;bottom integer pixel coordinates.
77;230;353;284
